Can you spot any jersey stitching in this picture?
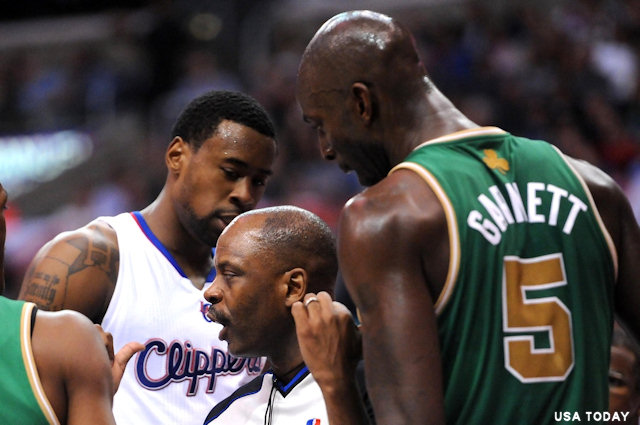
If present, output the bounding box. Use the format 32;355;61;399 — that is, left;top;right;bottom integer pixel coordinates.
413;126;506;151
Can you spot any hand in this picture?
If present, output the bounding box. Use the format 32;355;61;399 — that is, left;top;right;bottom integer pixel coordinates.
292;291;362;390
94;324;144;394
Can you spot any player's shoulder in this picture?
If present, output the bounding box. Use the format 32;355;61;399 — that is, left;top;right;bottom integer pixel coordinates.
564;155;623;198
47;217;118;251
36;307;95;332
564;154;633;243
35;309;114;408
33;308;108;366
340;169;444;242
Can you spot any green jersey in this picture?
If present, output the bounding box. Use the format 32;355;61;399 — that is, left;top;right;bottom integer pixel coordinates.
391;127;617;425
0;296;60;424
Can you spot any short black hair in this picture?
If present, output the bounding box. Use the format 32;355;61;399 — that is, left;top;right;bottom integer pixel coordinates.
244;206;338;295
170;90;276;149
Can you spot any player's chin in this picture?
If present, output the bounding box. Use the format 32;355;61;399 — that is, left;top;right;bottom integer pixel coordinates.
227;336;261;359
226;341;249;358
199;225;223;247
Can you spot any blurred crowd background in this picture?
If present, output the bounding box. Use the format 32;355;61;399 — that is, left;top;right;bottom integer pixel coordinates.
0;0;638;297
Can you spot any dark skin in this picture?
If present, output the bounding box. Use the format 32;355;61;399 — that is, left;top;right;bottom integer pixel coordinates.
609;323;640;423
0;183;143;424
296;10;640;425
204;207;369;423
204;213;308;381
203;209;355;382
32;310;142;424
19;120;276;323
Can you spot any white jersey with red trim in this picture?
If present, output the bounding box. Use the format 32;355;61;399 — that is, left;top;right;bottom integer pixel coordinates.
100;211;263;425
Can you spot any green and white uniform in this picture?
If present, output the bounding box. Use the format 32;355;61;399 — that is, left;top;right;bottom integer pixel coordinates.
0;296;59;424
391;127;617;425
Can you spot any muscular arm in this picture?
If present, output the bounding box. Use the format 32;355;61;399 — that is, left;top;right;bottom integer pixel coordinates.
18;221;119;323
338;171;447;425
33;310;116;425
567;157;640;340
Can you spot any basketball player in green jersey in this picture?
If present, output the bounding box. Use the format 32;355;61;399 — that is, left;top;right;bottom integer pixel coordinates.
0;182;143;424
295;10;640;425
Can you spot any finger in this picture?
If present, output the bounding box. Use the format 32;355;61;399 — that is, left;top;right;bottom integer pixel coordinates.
114;342;145;368
333;302;364;358
112;342;145;393
316;291;333;301
291;301;309;324
293;303;314;344
332;300;352;315
303;293;320;309
303;293;318;301
315;291;333;318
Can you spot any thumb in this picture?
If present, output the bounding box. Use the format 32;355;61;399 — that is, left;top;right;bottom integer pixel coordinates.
112;342;145;393
115;342;145;367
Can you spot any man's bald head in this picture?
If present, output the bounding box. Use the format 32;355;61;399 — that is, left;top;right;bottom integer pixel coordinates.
296;10;445;185
298;10;428;101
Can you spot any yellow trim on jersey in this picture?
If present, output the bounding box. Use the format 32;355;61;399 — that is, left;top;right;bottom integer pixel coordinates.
414;127;507;150
389;161;460;315
20;303;60;425
553;147;619;280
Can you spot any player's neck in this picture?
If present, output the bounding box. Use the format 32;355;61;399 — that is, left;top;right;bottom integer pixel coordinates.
139;194;215;285
398;86;479;159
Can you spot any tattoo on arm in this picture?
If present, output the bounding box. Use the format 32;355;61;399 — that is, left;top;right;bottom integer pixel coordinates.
22;225;119;311
23;268;61;309
67;227;119;281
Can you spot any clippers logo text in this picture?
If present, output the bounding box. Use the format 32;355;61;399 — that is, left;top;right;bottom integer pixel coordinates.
136;339;262;396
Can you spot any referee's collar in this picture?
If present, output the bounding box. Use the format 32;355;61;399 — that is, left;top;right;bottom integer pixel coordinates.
271;365;310;397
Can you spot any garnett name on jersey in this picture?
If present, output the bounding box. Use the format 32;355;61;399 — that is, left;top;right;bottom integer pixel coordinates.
467;181;588;245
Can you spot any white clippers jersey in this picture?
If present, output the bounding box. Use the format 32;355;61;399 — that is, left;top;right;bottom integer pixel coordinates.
101;212;263;425
204;366;329;425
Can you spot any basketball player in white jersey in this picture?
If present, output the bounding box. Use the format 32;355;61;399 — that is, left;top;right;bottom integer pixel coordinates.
0;181;144;425
18;90;278;424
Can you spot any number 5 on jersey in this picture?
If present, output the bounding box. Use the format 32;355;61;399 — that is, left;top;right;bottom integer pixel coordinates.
502;254;574;382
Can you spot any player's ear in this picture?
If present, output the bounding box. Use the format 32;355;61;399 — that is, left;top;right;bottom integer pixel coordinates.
283;268;307;307
166;136;190;175
350;82;373;125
